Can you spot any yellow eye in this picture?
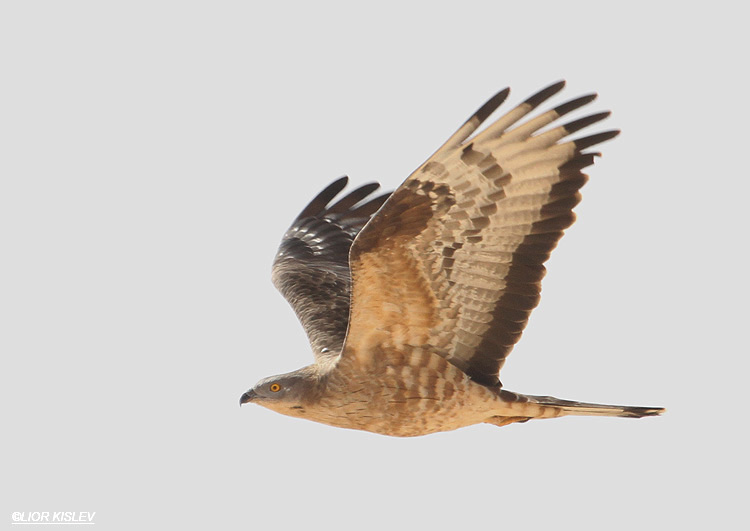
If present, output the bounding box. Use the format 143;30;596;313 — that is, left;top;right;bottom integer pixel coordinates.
270;383;281;392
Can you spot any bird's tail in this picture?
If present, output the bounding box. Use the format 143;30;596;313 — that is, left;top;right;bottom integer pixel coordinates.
526;395;665;418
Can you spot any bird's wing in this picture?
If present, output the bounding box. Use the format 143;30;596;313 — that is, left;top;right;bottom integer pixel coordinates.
272;177;389;361
341;81;618;386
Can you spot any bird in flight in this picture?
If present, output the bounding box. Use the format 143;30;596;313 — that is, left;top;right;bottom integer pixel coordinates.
240;81;664;437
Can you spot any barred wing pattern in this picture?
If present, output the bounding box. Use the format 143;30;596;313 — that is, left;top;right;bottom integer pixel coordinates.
344;81;618;386
272;177;389;360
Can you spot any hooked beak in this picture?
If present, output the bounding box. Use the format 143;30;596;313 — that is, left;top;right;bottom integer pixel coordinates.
239;389;257;406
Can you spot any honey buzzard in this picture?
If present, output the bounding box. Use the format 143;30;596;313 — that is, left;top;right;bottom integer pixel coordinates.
240;81;664;437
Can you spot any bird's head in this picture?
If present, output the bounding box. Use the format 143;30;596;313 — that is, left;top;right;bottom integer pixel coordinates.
239;369;317;414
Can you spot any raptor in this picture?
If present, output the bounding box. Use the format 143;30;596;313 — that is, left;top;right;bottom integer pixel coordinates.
240;81;664;437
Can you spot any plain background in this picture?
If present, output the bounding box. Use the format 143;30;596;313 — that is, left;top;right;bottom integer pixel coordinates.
2;1;747;529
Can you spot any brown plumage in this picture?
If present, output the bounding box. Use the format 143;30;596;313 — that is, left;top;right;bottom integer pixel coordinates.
240;81;664;437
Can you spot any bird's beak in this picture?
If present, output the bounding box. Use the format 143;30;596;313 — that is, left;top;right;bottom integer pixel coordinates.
239;389;257;406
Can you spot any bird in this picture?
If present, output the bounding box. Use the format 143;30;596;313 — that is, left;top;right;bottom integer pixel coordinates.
239;80;664;437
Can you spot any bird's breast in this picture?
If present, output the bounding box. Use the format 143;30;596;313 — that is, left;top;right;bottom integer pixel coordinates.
297;346;499;436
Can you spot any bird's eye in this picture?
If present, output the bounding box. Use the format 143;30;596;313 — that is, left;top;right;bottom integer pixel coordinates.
270;383;281;392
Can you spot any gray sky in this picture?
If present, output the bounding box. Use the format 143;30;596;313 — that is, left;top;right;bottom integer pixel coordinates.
2;2;747;529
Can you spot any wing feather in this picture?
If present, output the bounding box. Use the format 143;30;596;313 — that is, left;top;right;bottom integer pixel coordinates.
342;81;618;385
272;177;389;360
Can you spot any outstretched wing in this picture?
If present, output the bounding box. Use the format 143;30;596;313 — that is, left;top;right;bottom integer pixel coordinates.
272;177;389;361
343;81;618;386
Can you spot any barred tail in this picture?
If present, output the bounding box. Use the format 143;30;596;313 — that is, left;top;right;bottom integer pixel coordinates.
527;395;665;418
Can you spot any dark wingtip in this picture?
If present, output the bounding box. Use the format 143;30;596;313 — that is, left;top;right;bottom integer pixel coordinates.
325;182;382;214
524;80;566;108
475;87;510;122
563;111;611;135
560;152;598;172
554;93;597;117
574;130;620;151
295;176;350;219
